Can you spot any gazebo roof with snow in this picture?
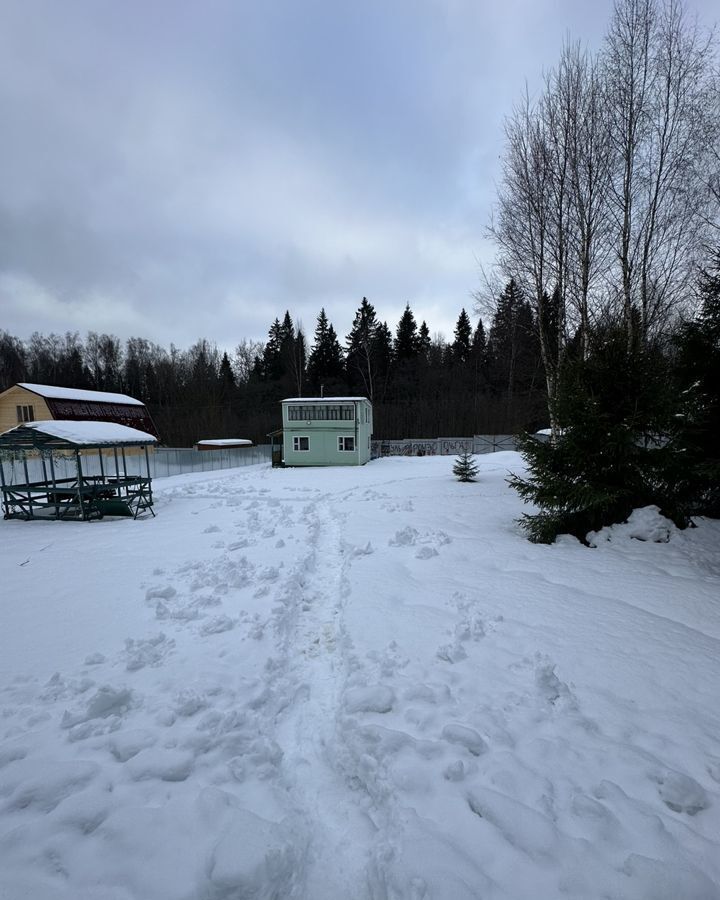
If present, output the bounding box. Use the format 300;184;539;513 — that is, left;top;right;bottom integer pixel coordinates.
0;420;158;452
0;421;158;521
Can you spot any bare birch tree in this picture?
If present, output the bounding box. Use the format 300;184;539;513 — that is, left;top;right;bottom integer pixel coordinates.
490;0;718;435
565;47;612;356
604;0;718;341
492;88;561;429
492;45;605;430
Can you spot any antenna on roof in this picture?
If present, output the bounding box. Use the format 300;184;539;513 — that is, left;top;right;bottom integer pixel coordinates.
320;384;324;398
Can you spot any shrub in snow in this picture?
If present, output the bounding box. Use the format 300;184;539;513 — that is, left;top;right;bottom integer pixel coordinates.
452;451;478;482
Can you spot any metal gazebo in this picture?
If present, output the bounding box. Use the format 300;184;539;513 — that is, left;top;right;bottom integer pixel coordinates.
0;420;158;521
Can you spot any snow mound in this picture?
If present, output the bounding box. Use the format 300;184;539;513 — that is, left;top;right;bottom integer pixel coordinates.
587;505;678;546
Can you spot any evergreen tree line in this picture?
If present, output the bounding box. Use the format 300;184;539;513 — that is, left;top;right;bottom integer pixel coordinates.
494;0;720;541
0;287;547;445
251;292;547;440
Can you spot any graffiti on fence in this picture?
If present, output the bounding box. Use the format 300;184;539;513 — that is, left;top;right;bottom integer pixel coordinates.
371;436;518;458
440;438;474;455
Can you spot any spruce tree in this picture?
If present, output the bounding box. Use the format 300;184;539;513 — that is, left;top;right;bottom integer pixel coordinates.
307;308;344;391
219;352;236;399
487;279;539;395
452;309;472;363
418;321;431;360
471;319;487;359
372;321;394;402
673;248;720;517
278;311;296;375
346;297;380;399
453;450;479;482
258;318;283;381
509;323;683;543
290;328;307;396
394;304;420;361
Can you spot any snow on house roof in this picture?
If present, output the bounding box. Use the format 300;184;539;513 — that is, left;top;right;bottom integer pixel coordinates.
17;383;145;406
4;420;157;446
282;397;369;403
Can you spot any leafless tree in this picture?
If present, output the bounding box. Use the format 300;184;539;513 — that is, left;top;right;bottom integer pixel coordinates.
490;0;718;434
564;46;613;356
492;86;562;428
233;339;264;384
604;0;718;341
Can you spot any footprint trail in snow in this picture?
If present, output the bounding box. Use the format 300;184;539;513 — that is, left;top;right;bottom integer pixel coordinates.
1;458;719;899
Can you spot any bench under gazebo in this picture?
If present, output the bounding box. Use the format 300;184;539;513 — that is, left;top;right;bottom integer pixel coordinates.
0;420;158;521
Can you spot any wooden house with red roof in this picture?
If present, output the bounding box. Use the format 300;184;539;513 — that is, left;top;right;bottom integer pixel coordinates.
0;383;159;440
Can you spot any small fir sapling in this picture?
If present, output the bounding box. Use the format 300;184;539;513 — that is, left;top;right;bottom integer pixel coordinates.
453;450;479;482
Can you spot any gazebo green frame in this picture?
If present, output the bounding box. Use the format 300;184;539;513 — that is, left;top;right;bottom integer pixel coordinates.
0;422;157;521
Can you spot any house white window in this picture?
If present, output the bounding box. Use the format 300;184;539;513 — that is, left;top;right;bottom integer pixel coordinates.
16;404;35;423
338;436;355;452
287;404;354;421
293;436;309;451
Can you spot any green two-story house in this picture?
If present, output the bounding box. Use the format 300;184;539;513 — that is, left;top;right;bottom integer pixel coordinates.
274;397;373;466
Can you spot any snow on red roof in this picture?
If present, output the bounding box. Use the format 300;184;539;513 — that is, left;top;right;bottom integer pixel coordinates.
18;383;145;406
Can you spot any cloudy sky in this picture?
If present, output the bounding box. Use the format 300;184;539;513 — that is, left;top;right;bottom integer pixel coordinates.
0;0;716;352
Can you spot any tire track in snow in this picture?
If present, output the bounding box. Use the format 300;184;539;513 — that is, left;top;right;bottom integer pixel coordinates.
266;498;376;899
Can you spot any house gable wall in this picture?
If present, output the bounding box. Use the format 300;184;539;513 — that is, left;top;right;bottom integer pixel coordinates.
0;385;52;433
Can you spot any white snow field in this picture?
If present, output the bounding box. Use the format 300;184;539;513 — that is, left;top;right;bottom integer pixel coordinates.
1;452;719;900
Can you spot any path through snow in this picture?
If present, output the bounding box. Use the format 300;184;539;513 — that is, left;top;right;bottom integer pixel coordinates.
1;454;719;899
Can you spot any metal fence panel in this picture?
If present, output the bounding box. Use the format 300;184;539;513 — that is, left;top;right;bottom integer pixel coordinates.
472;435;519;454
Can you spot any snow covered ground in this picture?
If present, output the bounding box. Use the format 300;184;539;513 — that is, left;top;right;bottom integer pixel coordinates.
1;453;719;900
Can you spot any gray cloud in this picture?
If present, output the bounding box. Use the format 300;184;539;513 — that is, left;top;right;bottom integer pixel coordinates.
1;0;717;350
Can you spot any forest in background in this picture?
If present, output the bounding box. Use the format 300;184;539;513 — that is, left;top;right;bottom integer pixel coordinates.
0;282;546;446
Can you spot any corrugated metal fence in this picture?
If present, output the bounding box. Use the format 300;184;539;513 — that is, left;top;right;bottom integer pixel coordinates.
151;446;271;477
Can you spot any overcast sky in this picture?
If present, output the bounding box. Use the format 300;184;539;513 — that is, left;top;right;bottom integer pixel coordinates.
0;0;716;353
